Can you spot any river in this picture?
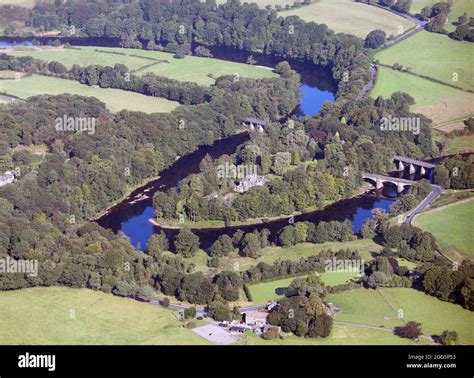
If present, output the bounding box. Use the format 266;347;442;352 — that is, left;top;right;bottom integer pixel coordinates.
91;44;395;251
0;35;396;250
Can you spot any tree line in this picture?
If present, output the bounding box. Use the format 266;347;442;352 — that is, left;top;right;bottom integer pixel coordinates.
28;0;373;99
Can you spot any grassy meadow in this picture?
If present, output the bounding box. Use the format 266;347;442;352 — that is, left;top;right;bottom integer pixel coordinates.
281;0;415;38
414;198;474;258
189;238;382;274
0;74;180;113
411;0;474;31
375;31;474;91
0;287;209;345
328;288;474;344
6;46;277;86
371;66;474;132
247;271;360;304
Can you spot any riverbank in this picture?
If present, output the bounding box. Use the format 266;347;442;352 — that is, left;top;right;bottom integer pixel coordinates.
148;184;376;231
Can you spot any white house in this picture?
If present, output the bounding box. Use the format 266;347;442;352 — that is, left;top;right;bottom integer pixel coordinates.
234;175;269;193
0;171;15;187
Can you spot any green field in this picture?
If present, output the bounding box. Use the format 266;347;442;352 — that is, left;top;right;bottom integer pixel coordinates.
375;31;474;91
0;287;209;345
242;322;422;345
447;0;474;31
328;288;474;344
440;133;474;154
223;239;381;273
281;0;415;38
7;46;277;86
410;0;440;14
410;0;473;31
396;258;418;271
414;198;474;257
371;66;474;132
247;271;360;304
0;74;179;113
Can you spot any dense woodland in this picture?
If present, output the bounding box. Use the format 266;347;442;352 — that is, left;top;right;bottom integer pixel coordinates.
0;60;299;296
153;91;434;225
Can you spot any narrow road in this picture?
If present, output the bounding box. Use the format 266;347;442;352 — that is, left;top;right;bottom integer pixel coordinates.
368;4;428;46
405;184;444;224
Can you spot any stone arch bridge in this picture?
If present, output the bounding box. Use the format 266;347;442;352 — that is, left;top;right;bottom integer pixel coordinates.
362;173;418;193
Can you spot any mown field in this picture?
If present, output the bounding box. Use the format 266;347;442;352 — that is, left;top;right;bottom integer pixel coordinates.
281;0;415;38
414;198;474;257
375;31;474;91
328;288;474;344
7;46;277;86
0;74;180;113
247;271;360;304
411;0;474;31
0;287;208;345
183;238;382;274
437;133;474;155
241;322;423;345
245;256;418;304
371;66;474;133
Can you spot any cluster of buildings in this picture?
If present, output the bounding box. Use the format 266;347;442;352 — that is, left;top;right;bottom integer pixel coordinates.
219;303;281;335
0;171;15;187
234;174;269;193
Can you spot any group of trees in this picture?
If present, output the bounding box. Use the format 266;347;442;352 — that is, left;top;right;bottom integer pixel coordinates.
0;50;300;296
279;220;355;247
364;255;413;288
433;155;474;190
153;90;433;229
0;53;211;105
359;212;474;311
28;0;373;99
241;249;362;284
266;275;333;339
422;2;474;42
418;260;474;310
389;179;432;216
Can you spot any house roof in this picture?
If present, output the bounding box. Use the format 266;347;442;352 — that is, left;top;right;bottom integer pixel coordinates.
244;311;269;320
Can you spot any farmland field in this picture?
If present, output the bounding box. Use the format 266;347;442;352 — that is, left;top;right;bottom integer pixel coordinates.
371;66;474;132
414;198;474;257
215;239;381;273
410;0;440;14
6;46;278;86
247;271;360;304
328;288;474;344
281;0;415;38
438;133;474;154
375;31;474;91
0;287;209;345
0;74;180;113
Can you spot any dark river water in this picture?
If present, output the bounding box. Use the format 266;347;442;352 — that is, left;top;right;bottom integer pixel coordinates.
89;42;396;250
0;35;397;250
